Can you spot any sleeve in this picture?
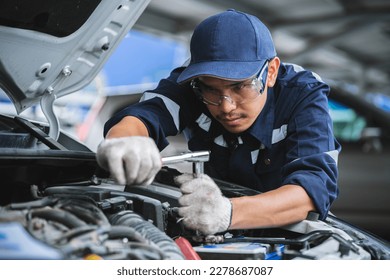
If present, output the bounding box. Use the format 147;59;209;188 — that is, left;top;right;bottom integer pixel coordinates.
281;81;341;220
103;67;200;150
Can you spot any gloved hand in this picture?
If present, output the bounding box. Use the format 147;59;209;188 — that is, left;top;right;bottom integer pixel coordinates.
175;173;232;235
96;136;161;186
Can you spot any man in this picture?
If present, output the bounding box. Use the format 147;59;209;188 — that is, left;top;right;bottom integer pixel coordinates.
97;10;340;235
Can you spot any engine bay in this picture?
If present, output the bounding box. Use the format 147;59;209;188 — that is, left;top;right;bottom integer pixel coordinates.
1;170;386;260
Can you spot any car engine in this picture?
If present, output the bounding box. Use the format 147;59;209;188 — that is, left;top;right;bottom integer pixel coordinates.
1;166;388;260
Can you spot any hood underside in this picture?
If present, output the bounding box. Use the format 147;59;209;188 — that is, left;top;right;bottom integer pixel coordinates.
0;0;149;114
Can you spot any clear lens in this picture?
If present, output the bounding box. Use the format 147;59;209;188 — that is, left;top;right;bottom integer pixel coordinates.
203;79;260;105
190;61;269;106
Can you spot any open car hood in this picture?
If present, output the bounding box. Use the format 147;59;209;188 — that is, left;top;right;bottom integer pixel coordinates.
0;0;150;182
0;0;149;114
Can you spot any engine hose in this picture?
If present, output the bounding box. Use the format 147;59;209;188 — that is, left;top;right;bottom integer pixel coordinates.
108;225;151;244
31;208;87;229
56;199;110;226
109;210;184;260
8;196;58;210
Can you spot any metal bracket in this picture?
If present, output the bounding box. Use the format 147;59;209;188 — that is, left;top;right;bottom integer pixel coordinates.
40;90;59;140
40;66;73;140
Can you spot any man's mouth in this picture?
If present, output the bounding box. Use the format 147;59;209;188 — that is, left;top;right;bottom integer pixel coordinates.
217;115;245;126
222;117;240;123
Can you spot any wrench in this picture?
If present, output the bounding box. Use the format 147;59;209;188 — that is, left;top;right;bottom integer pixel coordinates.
161;150;210;176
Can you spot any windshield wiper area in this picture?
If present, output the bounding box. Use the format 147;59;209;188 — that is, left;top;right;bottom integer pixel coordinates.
14;116;67;150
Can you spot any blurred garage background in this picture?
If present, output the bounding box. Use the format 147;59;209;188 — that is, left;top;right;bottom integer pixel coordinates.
1;0;389;240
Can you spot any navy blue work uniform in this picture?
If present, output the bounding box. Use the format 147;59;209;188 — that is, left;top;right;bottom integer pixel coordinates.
104;63;341;220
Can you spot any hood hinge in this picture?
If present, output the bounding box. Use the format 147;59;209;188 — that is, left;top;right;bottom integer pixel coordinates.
40;66;72;140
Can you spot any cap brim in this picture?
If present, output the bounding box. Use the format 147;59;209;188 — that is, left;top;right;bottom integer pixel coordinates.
177;60;267;83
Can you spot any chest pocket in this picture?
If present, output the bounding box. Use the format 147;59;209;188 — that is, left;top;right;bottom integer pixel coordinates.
255;145;285;191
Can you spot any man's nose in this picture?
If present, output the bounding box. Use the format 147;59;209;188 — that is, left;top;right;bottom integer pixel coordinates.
219;96;237;112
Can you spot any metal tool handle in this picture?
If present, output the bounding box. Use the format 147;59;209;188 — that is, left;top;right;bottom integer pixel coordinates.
161;150;210;175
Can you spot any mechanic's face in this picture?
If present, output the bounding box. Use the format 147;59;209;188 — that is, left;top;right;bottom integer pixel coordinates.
200;58;280;134
201;76;267;133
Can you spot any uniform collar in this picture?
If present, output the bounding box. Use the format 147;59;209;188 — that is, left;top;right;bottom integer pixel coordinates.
247;88;275;149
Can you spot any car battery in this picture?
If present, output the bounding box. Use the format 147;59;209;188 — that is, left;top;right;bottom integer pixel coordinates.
193;242;283;260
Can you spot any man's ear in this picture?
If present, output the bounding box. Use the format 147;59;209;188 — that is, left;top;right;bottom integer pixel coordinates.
267;57;280;87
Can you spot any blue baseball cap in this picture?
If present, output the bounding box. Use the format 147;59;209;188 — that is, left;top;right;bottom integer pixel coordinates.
177;9;277;83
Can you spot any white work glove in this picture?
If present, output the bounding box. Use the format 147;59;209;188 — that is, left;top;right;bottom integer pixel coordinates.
96;136;162;186
175;173;232;235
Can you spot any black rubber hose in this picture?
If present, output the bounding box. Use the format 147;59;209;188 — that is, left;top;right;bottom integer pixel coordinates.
31;208;87;229
57;199;110;226
109;210;184;260
8;196;58;210
108;225;151;243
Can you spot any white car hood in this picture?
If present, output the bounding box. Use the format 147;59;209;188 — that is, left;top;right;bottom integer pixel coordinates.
0;0;149;114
